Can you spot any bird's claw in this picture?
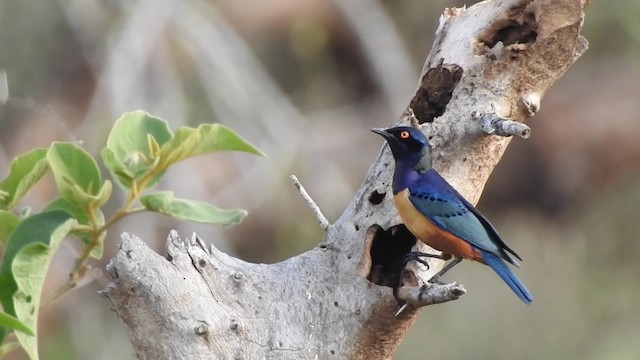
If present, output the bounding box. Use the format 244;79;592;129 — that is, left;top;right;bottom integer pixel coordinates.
402;251;443;270
394;302;409;317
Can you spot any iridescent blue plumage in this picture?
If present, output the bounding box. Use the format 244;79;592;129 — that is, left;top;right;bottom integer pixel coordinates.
372;126;533;304
408;170;522;266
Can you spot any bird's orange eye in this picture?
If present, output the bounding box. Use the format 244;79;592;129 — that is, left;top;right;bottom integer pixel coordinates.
400;131;410;139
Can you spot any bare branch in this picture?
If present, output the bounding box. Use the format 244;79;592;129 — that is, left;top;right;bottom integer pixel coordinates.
290;175;330;231
396;282;466;309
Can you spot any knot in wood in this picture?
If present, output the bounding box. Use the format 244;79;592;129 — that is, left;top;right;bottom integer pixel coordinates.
194;321;209;335
522;92;541;116
230;319;239;331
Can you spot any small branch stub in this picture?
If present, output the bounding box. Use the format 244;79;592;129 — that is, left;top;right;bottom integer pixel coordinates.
476;112;531;139
404;107;420;128
522;93;541;116
290;175;330;231
195;321;209;335
396;282;466;309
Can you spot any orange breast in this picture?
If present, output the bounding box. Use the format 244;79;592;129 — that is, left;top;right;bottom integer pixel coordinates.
394;189;483;262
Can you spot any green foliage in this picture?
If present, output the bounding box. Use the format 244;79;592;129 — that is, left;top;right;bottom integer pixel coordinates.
0;211;20;249
0;211;76;359
44;198;105;259
0;211;76;360
101;111;173;189
0;313;33;336
0;111;262;359
159;123;265;167
0;149;49;210
141;191;247;225
47;143;103;206
101;111;263;190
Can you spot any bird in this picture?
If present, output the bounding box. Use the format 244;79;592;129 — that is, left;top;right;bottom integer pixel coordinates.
372;126;533;305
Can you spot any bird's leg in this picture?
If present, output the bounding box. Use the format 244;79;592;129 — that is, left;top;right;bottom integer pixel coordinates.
401;251;448;270
428;257;462;284
395;253;454;316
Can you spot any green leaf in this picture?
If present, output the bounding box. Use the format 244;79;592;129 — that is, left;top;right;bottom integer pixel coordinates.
91;180;113;209
101;110;173;189
0;210;75;314
160;123;264;168
140;191;247;225
0;210;76;360
100;147;131;187
47;142;102;207
44;198;105;259
147;133;161;157
0;210;20;249
0;148;49;210
0;312;34;336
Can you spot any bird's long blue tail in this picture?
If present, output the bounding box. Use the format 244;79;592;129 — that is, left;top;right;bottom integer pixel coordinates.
482;251;533;304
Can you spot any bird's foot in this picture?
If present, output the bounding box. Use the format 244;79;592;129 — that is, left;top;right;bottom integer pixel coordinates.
427;278;446;285
401;251;446;270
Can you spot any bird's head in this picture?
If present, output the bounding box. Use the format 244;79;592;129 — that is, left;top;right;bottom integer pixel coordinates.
371;126;432;171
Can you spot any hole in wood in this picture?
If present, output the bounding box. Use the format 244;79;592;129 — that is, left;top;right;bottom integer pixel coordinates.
409;62;463;124
485;14;537;48
478;6;537;50
366;224;417;289
368;190;386;205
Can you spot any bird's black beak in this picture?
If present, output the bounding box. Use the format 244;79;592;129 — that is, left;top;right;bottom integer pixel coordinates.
371;128;393;140
372;127;402;159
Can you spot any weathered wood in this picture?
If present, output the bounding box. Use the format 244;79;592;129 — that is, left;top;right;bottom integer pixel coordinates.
104;1;588;359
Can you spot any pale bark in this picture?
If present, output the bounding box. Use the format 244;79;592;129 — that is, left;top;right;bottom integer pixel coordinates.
104;1;589;359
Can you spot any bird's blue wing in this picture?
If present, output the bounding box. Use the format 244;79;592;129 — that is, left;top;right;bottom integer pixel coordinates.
408;170;517;262
455;188;522;263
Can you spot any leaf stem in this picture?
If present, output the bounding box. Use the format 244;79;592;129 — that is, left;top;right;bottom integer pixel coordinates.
41;168;159;309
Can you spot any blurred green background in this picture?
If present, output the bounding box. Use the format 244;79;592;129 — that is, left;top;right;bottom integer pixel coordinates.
1;0;639;359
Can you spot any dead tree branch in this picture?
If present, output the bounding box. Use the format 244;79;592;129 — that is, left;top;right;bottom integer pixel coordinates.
104;1;589;359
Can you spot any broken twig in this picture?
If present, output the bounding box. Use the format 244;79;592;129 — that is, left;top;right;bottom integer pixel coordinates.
290;175;330;231
476;112;531;139
395;282;466;314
